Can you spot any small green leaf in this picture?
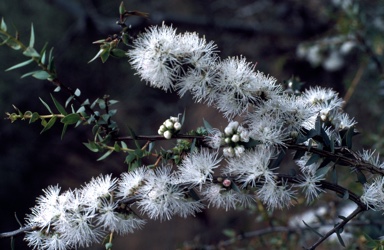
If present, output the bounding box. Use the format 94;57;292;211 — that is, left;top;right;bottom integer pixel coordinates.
29;112;40;123
29;23;35;48
54;86;61;92
61;123;68;139
108;100;119;105
342;190;349;200
7;38;21;50
53;105;67;120
100;48;110;63
74;88;81;97
203;118;213;133
40;51;46;65
88;49;104;63
345;127;354;149
5;59;34;71
336;228;346;247
23;47;40;58
302;220;324;237
305;153;320;166
65;95;74;107
114;142;121;152
119;1;126;15
125;152;136;164
48;47;55;71
355;169;367;184
32;70;50;80
120;141;128;149
110;48;127;58
39;97;53;113
1;17;7;31
83;141;100;152
40;116;57;133
315;165;331;178
97;150;113;161
61;113;81;125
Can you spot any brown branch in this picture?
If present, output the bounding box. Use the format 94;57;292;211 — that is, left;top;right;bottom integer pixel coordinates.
0;225;35;238
306;206;365;250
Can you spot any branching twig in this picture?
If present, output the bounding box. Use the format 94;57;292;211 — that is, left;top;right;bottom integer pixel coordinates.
306;206;365;250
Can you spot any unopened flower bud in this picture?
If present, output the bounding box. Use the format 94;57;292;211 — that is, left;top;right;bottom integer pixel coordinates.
231;134;240;143
234;145;245;157
174;122;181;130
223;147;235;158
222;179;231;187
224;126;233;136
163;130;172;139
170;116;179;122
224;137;231;144
164;119;174;129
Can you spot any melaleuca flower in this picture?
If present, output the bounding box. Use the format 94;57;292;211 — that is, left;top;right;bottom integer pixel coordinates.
257;180;297;210
295;172;325;203
358;149;384;169
360;176;384;210
136;166;203;220
213;56;279;118
248;115;287;147
116;167;148;198
129;22;219;94
330;112;356;130
176;149;222;189
205;128;224;149
200;184;239;211
96;198;145;235
223;145;276;188
301;86;344;123
82;174;118;210
128;23;180;91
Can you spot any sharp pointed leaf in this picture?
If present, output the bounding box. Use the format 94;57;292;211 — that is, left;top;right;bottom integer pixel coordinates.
5;59;34;71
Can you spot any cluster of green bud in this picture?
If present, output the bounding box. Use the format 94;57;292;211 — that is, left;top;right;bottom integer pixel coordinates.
158;115;182;139
222;121;250;158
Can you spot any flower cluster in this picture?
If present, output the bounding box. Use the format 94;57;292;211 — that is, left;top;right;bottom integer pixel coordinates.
20;22;384;250
24;175;145;250
157;115;182;139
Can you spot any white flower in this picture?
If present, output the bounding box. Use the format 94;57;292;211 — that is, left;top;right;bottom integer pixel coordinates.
248;115;287;147
257;180;296;210
360;177;384;210
137;166;203;220
117;167;148;198
233;145;245;157
223;146;275;187
213;56;279;118
176;149;221;189
223;147;235;158
295;172;325;203
358;149;383;169
331;112;356;130
224;121;239;135
205;128;224;149
200;184;239;211
128;23;180;91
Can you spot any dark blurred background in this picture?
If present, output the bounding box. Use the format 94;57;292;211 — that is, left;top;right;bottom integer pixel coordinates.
1;0;384;249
